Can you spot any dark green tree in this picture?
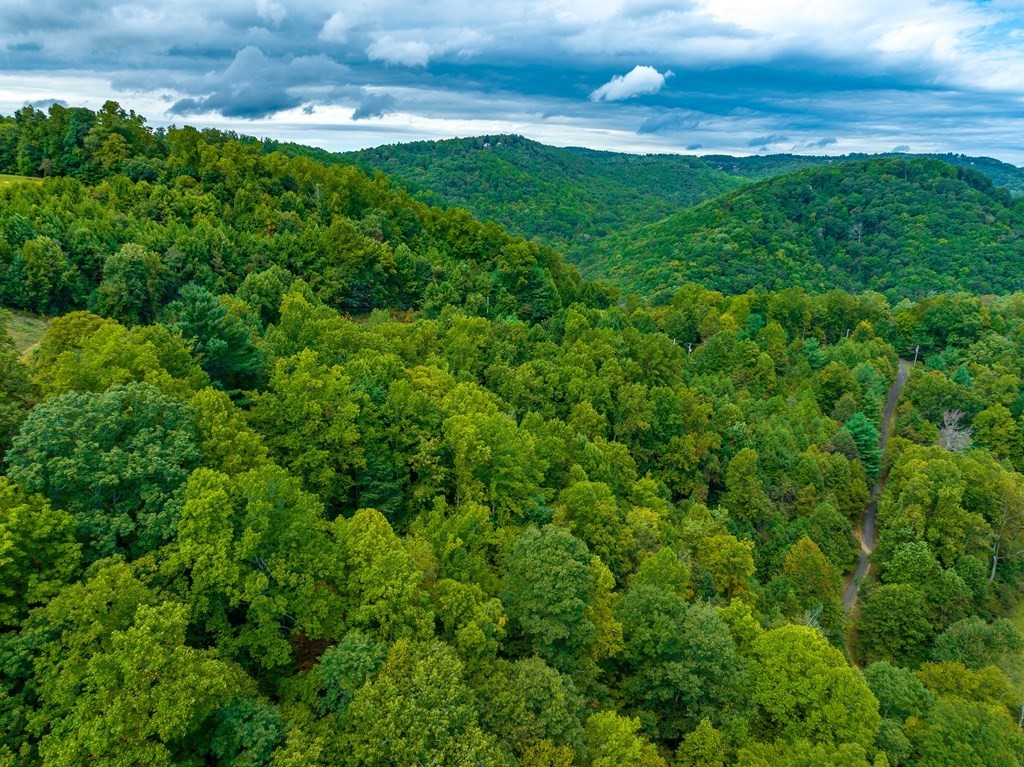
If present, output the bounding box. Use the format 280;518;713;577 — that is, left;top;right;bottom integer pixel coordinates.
615;585;746;739
501;525;599;673
7;382;200;562
857;584;934;667
844;412;882;476
163;283;264;392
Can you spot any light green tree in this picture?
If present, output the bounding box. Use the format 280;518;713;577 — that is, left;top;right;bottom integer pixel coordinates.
164;465;344;670
343;639;507;767
332;507;434;641
675;719;726;767
37;602;250;767
583;711;667;767
749;624;880;748
248;349;363;510
0;478;79;628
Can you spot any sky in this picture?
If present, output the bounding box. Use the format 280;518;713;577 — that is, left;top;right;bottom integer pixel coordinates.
2;0;1024;162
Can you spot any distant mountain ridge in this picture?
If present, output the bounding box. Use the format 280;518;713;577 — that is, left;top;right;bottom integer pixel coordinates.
330;135;745;251
278;136;1024;260
701;152;1024;194
582;157;1024;299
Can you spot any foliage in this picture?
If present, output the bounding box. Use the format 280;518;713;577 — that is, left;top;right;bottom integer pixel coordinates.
0;478;79;628
0;105;590;323
749;625;880;748
2;101;1024;767
0;310;33;456
7;382;200;562
586;159;1024;299
338;135;743;255
342;639;505;766
337;137;1024;271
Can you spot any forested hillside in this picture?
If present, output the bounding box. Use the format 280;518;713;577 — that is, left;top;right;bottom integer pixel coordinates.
701;152;1024;194
584;158;1024;300
337;135;745;250
0;103;596;323
3;102;1024;766
335;138;1024;259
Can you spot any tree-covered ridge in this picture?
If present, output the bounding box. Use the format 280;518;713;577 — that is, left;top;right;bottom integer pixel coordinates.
337;135;746;250
334;138;1024;259
584;158;1024;300
0;102;604;324
701;152;1024;195
8;102;1024;303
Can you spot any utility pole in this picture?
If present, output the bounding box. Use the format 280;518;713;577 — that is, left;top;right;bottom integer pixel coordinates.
913;345;920;364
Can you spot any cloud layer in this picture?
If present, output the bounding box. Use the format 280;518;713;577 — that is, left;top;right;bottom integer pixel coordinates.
1;0;1022;161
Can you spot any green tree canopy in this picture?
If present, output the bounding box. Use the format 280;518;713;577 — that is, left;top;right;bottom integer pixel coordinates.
342;639;506;767
7;383;200;562
749;624;880;748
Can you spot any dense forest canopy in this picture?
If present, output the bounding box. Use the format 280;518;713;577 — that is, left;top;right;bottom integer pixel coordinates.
334;136;1024;263
0;102;599;324
336;135;746;251
585;158;1024;300
2;101;1024;767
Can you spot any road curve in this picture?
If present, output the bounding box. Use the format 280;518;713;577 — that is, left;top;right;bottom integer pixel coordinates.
842;359;912;612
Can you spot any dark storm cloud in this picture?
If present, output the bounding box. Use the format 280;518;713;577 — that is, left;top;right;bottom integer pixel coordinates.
29;99;68;110
748;134;788;147
352;93;396;120
167;46;349;119
636;111;703;134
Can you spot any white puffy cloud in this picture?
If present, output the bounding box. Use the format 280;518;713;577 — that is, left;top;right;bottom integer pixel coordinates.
590;65;672;102
319;11;352;43
255;0;286;26
366;28;488;67
367;37;433;67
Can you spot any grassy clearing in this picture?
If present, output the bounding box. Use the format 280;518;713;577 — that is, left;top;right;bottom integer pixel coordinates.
4;311;48;356
0;173;40;186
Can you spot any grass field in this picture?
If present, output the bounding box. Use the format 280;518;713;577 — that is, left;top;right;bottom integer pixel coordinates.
4;311;48;356
0;173;40;186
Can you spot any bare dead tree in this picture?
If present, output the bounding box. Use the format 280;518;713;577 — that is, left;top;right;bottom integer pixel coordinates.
938;409;973;453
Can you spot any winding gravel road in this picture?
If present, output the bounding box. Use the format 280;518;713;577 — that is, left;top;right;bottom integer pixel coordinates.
843;359;912;612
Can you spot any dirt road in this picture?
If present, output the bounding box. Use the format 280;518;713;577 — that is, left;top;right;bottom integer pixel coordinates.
842;359;912;611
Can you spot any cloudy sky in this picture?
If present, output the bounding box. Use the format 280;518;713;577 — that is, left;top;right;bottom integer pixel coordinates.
2;0;1024;161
